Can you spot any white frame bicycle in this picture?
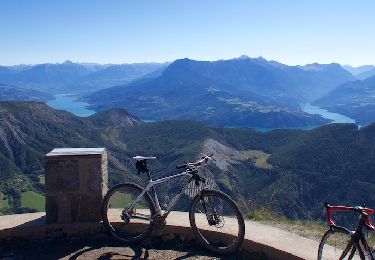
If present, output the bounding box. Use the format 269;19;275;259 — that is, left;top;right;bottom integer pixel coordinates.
102;154;245;254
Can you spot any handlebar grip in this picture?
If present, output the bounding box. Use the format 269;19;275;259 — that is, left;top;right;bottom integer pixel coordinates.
176;164;187;169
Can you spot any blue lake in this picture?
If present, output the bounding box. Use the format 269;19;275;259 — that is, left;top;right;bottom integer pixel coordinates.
301;103;356;124
47;94;95;117
47;96;356;130
197;104;357;132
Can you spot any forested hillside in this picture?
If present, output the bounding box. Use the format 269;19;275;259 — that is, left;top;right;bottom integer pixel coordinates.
0;83;53;101
1;101;374;220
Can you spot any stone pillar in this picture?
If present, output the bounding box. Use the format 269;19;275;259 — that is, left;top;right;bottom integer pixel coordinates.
45;148;108;224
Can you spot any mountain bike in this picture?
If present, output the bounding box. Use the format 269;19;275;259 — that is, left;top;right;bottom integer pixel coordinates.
318;202;375;259
101;154;245;254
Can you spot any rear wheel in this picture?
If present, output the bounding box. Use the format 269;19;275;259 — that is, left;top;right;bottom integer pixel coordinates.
318;228;362;260
102;183;156;243
189;189;245;254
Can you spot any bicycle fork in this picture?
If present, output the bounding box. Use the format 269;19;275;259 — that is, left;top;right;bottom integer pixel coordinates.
200;194;221;226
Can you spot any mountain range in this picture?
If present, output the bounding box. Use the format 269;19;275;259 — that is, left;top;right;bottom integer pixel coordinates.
84;57;355;128
2;57;375;128
0;61;167;94
343;65;375;80
1;101;375;220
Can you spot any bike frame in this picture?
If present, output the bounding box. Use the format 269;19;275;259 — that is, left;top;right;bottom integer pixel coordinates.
124;170;196;219
325;203;375;259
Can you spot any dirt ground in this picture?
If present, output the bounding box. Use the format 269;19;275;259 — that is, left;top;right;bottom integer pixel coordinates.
0;237;267;260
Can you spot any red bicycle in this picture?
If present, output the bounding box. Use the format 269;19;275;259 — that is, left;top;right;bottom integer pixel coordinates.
318;202;375;260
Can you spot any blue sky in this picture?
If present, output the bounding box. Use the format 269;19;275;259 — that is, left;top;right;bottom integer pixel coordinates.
1;0;374;66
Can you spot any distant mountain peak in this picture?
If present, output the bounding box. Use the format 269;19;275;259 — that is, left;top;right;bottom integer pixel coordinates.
178;58;195;63
299;62;341;71
62;60;74;65
87;108;142;127
237;55;251;60
254;56;266;60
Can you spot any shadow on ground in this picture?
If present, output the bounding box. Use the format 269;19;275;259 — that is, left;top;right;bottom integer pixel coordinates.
0;236;267;260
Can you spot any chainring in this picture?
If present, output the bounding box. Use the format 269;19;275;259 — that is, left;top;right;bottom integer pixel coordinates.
152;214;167;229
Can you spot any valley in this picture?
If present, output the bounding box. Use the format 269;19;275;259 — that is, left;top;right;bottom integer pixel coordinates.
83;57;355;128
313;75;375;125
1;56;361;129
1;57;375;220
44;93;355;131
1;101;374;221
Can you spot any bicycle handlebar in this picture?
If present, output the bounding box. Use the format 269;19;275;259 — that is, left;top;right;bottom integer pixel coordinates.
176;154;214;169
324;201;375;230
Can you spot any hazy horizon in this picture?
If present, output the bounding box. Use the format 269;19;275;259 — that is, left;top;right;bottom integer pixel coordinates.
1;56;374;68
1;0;374;66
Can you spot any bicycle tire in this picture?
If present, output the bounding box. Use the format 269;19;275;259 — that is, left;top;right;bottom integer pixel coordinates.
189;189;245;254
318;227;362;260
102;182;156;243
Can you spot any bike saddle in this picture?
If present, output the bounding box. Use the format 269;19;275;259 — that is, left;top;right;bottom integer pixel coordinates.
132;156;156;160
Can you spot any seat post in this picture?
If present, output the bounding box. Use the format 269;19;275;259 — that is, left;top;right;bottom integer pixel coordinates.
146;169;152;181
132;155;160;212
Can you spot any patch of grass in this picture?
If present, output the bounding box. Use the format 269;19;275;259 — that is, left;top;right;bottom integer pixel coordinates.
0;192;9;210
21;191;45;212
248;207;327;242
267;219;327;242
248;207;277;221
39;175;45;185
108;192;149;210
109;192;132;208
267;219;375;249
217;177;232;190
243;150;272;169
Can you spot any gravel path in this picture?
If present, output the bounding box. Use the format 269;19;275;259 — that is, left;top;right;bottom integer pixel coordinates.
0;237;267;260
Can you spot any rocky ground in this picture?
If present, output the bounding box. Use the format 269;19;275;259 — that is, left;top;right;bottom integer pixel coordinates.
0;237;267;260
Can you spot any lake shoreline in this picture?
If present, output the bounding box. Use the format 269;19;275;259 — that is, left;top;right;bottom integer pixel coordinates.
46;96;357;131
47;94;96;117
300;103;356;124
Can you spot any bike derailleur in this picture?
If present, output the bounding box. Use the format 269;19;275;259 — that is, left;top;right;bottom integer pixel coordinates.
152;214;166;230
121;208;135;224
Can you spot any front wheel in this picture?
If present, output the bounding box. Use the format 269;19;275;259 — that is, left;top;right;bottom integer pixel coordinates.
318;227;362;260
189;189;245;254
